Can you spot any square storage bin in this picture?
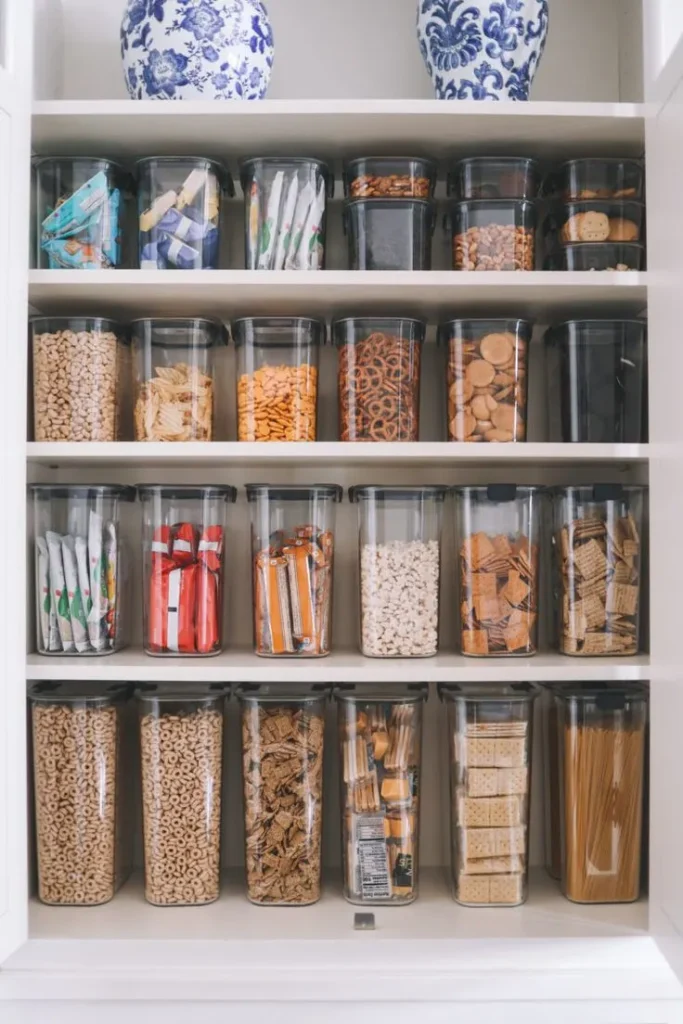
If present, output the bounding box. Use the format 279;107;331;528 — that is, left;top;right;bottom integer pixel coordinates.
543;159;644;201
343;157;437;199
447;157;539;200
544;200;645;246
543;243;645;271
345;198;435;271
450;199;536;270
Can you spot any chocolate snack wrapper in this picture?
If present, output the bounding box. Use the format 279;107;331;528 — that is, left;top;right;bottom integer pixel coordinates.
87;509;109;652
61;535;91;654
284;182;315;270
274;174;299;271
46;531;74;653
257;170;284;270
104;522;118;645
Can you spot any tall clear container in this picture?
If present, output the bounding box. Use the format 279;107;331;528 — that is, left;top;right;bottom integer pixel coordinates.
246;484;342;657
30;681;133;906
238;684;328;905
335;684;426;905
453;485;541;656
349;486;447;657
33;157;128;269
30;484;135;656
131;318;224;442
440;682;537;907
553;485;645;656
137;684;227;907
233;318;324;441
557;685;647;903
138;485;237;656
136;157;232;270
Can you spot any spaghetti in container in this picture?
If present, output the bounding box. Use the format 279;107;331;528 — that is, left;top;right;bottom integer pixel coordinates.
246;484;342;657
138;485;236;656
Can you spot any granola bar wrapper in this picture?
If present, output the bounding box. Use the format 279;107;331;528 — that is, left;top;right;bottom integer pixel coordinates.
297;177;326;270
257;170;284;270
61;535;91;654
46;531;74;653
75;536;92;619
36;536;59;652
87;509;109;652
285;182;316;270
273;174;299;270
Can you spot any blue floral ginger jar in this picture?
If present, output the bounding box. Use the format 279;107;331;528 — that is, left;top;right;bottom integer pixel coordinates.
121;0;274;100
417;0;548;101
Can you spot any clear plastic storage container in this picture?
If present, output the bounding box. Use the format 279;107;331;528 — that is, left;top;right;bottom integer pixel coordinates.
136;157;232;270
233;317;324;441
345;198;435;270
447;157;539;200
246;484;342;657
343;157;437;199
544;200;645;246
543;159;644;201
31;316;128;442
553;485;645;656
440;682;537;907
335;684;427;905
450;199;536;271
238;684;328;905
30;681;133;906
334;317;425;442
137;684;227;907
131;318;224;442
30;484;135;656
557;684;647;903
453;485;541;657
33;157;128;269
138;485;237;656
350;486;447;657
545;320;647;444
438;318;531;442
544;242;645;271
241;157;332;271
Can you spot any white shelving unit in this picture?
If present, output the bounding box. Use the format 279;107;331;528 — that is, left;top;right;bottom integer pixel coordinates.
4;0;683;1021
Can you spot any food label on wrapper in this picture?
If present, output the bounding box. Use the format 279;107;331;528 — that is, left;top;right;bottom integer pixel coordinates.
355;815;391;901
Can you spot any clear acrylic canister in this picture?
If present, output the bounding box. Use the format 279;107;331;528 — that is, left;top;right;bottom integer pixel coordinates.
30;484;135;656
131;318;224;442
453;485;541;657
557;684;647;903
440;682;537;907
233;317;324;441
30;681;133;906
246;484;342;657
138;485;237;656
137;684;227;907
238;684;328;905
136;156;232;270
349;486;447;657
553;485;645;656
336;684;426;905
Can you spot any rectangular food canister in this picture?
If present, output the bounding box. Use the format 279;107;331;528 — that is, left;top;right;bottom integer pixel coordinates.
30;682;134;906
542;158;645;202
345;197;436;271
449;199;536;271
137;683;227;907
343;156;437;199
238;683;329;906
543;199;645;248
335;684;427;905
440;682;537;907
447;157;540;200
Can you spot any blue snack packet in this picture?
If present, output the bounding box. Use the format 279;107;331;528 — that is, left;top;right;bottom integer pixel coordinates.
41;171;110;241
42;238;106;270
156;234;202;269
156;206;212;245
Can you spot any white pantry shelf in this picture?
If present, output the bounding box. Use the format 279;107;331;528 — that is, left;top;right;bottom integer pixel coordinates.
28;270;649;319
31;100;646;161
25;649;651;684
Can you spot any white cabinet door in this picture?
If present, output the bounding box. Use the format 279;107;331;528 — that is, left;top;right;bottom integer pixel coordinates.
0;0;33;965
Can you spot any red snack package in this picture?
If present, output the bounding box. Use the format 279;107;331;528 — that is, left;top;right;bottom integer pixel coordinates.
197;525;224;573
149;525;175;652
172;522;198;566
166;563;198;653
196;566;219;654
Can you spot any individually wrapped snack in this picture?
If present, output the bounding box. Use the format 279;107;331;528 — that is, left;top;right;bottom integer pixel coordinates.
104;522;118;643
257;170;285;270
274;175;299;271
36;537;51;652
285;182;316;269
61;536;90;654
46;531;74;652
87;510;108;653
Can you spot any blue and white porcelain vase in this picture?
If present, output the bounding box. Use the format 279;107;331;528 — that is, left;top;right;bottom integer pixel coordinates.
121;0;274;100
417;0;548;101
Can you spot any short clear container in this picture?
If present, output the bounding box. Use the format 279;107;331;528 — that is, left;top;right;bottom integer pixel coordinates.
557;684;647;903
138;485;237;656
335;684;427;905
447;157;540;200
438;318;531;443
543;242;645;271
30;484;135;656
349;486;447;657
31;317;128;442
136;157;233;270
440;682;537;907
137;684;227;906
343;157;437;199
233;317;324;441
450;199;536;271
238;684;328;905
30;681;133;906
453;485;541;657
241;157;332;271
552;485;645;656
131;318;224;442
33;157;128;270
544;200;645;246
334;317;426;442
545;320;647;444
246;484;342;657
543;159;645;201
345;198;435;271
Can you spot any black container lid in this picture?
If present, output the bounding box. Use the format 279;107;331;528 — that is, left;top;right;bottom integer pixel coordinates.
437;318;532;343
546;318;646;342
29;484;136;502
349;485;448;503
136;682;229;702
29;681;132;705
236;683;331;703
551;484;646;501
239;157;334;197
452;485;541;502
345;197;436;210
137;485;237;502
439;681;537;702
232;318;326;347
334;682;428;703
246;484;342;503
556;683;648;709
130;318;226;347
135;155;234;196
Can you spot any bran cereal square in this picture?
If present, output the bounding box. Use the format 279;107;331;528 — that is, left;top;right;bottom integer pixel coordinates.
501;570;530;608
468;573;498;599
573;539;607;581
605;582;639;617
462;532;495;569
